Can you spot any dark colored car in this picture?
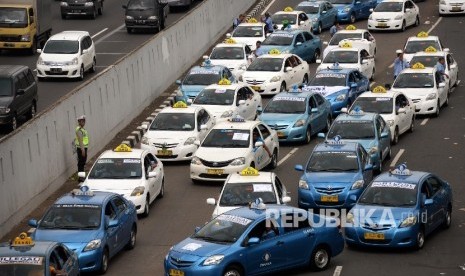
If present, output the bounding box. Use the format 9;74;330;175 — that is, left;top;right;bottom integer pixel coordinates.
123;0;167;33
0;65;38;131
60;0;104;19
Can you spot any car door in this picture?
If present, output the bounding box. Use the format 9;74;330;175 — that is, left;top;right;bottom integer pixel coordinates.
364;31;376;56
15;72;30;115
25;69;37;106
244;86;259;119
394;93;408;133
358;145;373;183
359;50;371;78
293;33;306;59
104;200;119;255
53;245;79;276
376;116;390;160
353;70;368;96
111;196;131;253
419;180;437;234
86;36;96;66
434;71;448;106
283;57;295;88
303;32;319;60
274;176;287;204
426;176;448;230
291;56;306;85
314;94;328;131
198;108;212;140
298;12;310;29
404;1;415;26
446;54;458;87
143;153;158;202
258;124;274;167
235;88;250;118
223;67;235;83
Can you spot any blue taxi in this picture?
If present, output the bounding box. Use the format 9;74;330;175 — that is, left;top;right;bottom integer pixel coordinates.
345;164;453;249
305;66;369;117
329;0;376;23
165;200;344;276
259;87;331;144
259;30;322;63
295;1;338;34
0;233;79;276
295;138;373;209
28;186;138;274
320;108;391;173
175;58;236;102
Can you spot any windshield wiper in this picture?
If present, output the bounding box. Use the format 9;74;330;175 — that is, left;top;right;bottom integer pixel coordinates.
57;226;81;230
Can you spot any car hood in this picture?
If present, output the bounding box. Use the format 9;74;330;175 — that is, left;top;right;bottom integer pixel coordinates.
351;204;416;226
371;12;403;20
144;130;197;143
231;37;260;50
171;237;231;258
83;179;144;192
210;59;246;69
192;104;235;118
243;71;280;81
304;171;360;185
260;113;305;126
259;45;293;54
391;88;435;98
334;4;351;10
33;228;100;244
318;63;359;72
0;97;13;107
39;53;79;63
195;147;250;161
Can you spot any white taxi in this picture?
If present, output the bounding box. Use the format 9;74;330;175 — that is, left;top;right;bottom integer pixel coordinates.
271;7;312;30
80;144;164;217
208;39;253;79
410;47;459;89
140;102;215;161
229;20;267;50
402;32;447;63
391;63;449;117
239;51;310;95
323;25;376;58
346;86;415;144
439;0;465;15
367;0;420;32
317;41;375;80
190;117;279;182
191;81;262;121
206;167;291;219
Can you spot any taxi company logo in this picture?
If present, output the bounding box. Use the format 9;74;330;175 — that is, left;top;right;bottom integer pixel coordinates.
213;162;218;166
252;80;257;84
327;185;333;191
370;223;380;229
263;253;271;262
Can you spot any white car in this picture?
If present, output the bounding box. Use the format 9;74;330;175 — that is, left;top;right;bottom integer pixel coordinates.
239;53;310;95
346;87;415;144
191;83;262;121
36;31;96;80
206;168;290;219
323;27;376;58
209;41;253;79
271;9;312;30
410;49;459;89
317;44;375;80
367;0;420;32
80;144;164;217
391;63;449;117
439;0;465;15
190;118;279;182
140;102;215;161
229;22;267;50
402;33;446;63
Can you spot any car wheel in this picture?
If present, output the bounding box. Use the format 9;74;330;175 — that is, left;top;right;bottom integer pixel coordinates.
310;246;331;271
29;39;37;55
401;20;406;32
443;206;452;229
409;117;414;133
318;22;322;34
61;13;66;19
386;147;392;160
79;65;84;81
280;82;286;92
415;16;420;26
99;249;109;274
303;74;309;85
324;116;331;132
126;225;137;250
10;115;17;131
415;228;425;250
350;13;356;23
27;101;37;120
98;3;103;15
268;149;278;169
304;126;311;144
90;57;96;73
444;92;449;106
312;49;320;63
127;28;133;33
142;195;150;217
393;127;399;145
157;178;165;198
91;8;97;19
370;67;375;81
223;265;243;276
433;100;440;117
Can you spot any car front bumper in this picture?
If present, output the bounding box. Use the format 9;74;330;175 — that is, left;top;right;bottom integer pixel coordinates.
412;98;439;115
272;125;307;142
141;143;197;161
245;81;282;95
298;187;361;209
125;19;161;29
37;64;81;79
439;4;465;14
190;163;249;182
61;6;95;16
345;224;419;248
164;258;228;276
0;114;14;125
368;19;404;30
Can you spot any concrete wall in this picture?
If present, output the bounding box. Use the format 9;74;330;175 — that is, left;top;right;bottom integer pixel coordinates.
0;0;255;238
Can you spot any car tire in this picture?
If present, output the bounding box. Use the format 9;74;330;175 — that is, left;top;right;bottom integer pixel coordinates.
223;265;243;276
157;178;165;199
192;179;202;185
324;116;331;132
303;74;309;85
409;117;414;133
61;13;66;19
442;206;452;229
10;115;17;131
78;65;84;81
280;82;286;92
268;149;278;169
310;246;331;271
98;249;109;275
393;127;399;145
317;22;322;34
386;147;392;160
415;228;425;250
312;49;320;63
350;13;356;24
29;38;37;55
142;195;150;217
401;20;406;32
433;100;440;117
91;8;97;19
126;225;137;250
27;101;37;119
127;28;133;33
370;67;375;81
444;92;449;106
414;16;420;27
304;126;311;144
90;57;97;73
98;3;103;15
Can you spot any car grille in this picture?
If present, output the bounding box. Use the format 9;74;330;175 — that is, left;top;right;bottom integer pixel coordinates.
451;3;463;6
246;80;265;85
411;98;421;103
68;3;85;6
170;257;194;268
43;61;67;66
153;143;178;149
315;187;345;195
200;158;232;167
45;70;69;75
199;173;229;179
269;124;288;130
156;154;178;159
376;19;390;22
0;35;21;42
362;223;392;231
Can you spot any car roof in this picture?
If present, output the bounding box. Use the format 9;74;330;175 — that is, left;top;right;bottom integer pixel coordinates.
0;240;58;257
380;0;406;3
314;141;359;152
272;30;304;36
328;47;360;53
225;205;298;220
358;90;398;98
159;105;199;114
336;29;366;35
227;171;274;184
274;10;304;15
407;35;440;42
335;111;377;121
0;65;29;77
214;43;246;49
297;0;326;6
373;170;430;184
212;120;259;130
96;148;147;159
400;67;435;74
50;31;90;41
412;51;446;58
274;90;314;98
55;191;114;205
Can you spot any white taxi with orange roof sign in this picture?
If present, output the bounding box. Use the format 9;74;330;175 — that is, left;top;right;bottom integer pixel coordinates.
190;116;279;182
229;18;267;50
402;32;447;63
80;144;165;217
346;86;415;144
141;101;215;161
271;7;312;30
208;38;253;79
206;167;290;219
323;25;376;58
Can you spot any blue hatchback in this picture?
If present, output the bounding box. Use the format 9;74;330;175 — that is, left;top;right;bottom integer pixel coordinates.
345;164;453;249
329;0;376;23
28;186;138;274
165;202;344;276
295;139;373;209
296;1;338;34
305;67;369;117
259;88;331;143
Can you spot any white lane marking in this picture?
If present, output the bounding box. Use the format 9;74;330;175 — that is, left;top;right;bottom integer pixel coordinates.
427;17;442;33
95;24;125;44
91;28;108;39
96;53;128;55
333;266;343;276
95;65;109;68
277;148;298;166
421;118;429;126
261;0;278;15
390;149;405;167
370;82;376;88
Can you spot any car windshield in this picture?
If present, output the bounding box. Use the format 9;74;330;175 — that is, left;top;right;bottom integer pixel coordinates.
232;26;264;37
329;33;362;45
323;51;358;63
220;183;277;206
410;56;440;68
309;73;347;86
404;40;441;54
271;14;298;24
38;204;102;229
374;2;403;12
0;78;12;96
192;214;253;243
43;40;79;54
150;113;195;131
359;182;418;206
210;47;244;60
307;151;359;172
88;158;142;179
127;0;157;10
262;33;294;46
329;0;353;4
393;73;434;88
202;129;250;148
297;5;320;14
0;8;28;28
263;96;306;113
0;264;45;276
193;89;236;106
183;71;221;85
352;97;393;114
247;58;283;72
328;120;375;139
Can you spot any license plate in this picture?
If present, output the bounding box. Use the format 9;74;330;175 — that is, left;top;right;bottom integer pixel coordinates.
377;23;387;27
277;131;285;137
364;232;385;240
452;7;461;11
157;149;172;156
251;86;261;91
169;269;184;276
321;195;338;202
136;20;146;24
207;169;224;175
3;43;14;47
71;10;81;13
50;68;62;73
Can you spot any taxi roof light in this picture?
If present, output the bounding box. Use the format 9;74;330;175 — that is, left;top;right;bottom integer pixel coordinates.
390;163;412;176
289;84;301;93
173;101;188;108
268;49;281;55
346;25;357;30
224;38;237;44
247;18;258;23
11;232;35;247
114;144;132;152
228;115;245;122
239;167;260;176
249;198;266;210
339;41;352;48
411;62;425;69
417;31;428;38
330;62;341;70
284;6;293;12
72;185;94;196
201;56;213;68
372;85;387;93
424;46;437;53
218;78;232;85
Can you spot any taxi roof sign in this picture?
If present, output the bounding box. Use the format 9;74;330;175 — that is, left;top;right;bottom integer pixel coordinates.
218;78;232;85
417;31;428;38
201;57;212;67
390;163;412;176
249;198;266;210
372;86;387;93
349;106;365;116
289;84;301;93
424;46;437;53
11;233;34;247
411;62;425;69
72;185;94;196
247;18;258;23
330;62;341;70
114;144;132;152
224;38;237;44
284;6;293;12
340;41;352;48
346;25;357;30
228;115;245;122
240;167;260;176
173;101;188;108
268;49;281;55
326;135;345;145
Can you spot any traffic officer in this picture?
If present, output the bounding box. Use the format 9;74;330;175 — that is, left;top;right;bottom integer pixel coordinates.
233;14;245;29
393;50;409;80
435;57;449;82
75;115;89;178
262;12;274;33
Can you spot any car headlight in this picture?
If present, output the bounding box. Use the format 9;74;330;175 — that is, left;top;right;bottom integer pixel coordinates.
346;212;354;224
335;94;346;101
83;239;101;252
394;15;403;20
369;14;373;20
65;57;78;65
425;93;436;101
239;64;248;71
203;255;224;266
221;110;234;118
230;157;245;166
130;186;145;197
141;136;150;145
0;107;11;114
238;75;243;82
191;156;202;165
84;2;94;6
299;179;309;190
270;76;281;82
37;57;44;65
126;15;134;20
60;1;68;6
293;119;306;127
369;147;378;154
148;16;158;20
400;216;417;228
344;6;351;12
387;120;394;127
20;34;31;42
351;180;364;190
184;137;196;145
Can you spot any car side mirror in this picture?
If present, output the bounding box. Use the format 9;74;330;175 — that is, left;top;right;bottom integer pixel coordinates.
82;49;88;55
322;10;327;14
294;164;304;171
141;124;148;130
405;8;411;12
316;59;322;64
77;172;86;179
187;99;193;105
424;198;433;206
176;79;182;85
299;21;305;25
340;107;348;113
397;107;406;114
206;198;216;205
200;124;208;130
443;48;450;52
16;89;25;96
369;8;374;12
295;42;302;46
148;171;157;178
257;107;263;115
323;41;328;45
254;141;264;147
37;49;42;54
438;82;446;88
285;66;293;72
108;219;119;228
380;132;389;138
247;237;260;246
282;196;291;203
311;108;318;113
194;140;201;146
361;59;368;64
350;83;357;88
364;164;373;171
238;100;246;105
355;1;361;4
194;226;201;233
349;194;357;201
317;133;326;138
122;4;127;9
28;219;38;227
